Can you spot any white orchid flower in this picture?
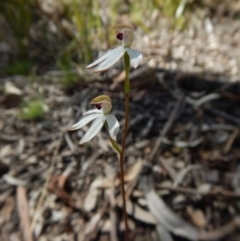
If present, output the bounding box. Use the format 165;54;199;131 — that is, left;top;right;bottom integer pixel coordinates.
86;24;142;73
69;95;120;145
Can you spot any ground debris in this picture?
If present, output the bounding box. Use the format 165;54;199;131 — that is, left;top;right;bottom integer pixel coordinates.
1;48;240;241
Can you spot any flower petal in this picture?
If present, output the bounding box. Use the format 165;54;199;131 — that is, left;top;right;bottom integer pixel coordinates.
79;115;105;144
83;109;102;116
126;48;142;68
106;114;120;140
93;46;125;73
69;113;100;130
86;49;117;69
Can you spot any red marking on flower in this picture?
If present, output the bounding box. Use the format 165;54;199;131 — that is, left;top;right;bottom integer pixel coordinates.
95;103;102;110
116;32;123;40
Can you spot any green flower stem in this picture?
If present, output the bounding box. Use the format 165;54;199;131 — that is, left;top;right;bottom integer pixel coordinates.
119;52;131;241
124;52;130;94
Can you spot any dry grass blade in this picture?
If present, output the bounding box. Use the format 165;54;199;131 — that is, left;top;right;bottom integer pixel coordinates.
223;128;239;153
17;186;33;241
103;163;118;241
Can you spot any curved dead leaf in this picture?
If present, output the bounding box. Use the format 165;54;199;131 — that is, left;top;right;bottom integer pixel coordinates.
145;189;199;240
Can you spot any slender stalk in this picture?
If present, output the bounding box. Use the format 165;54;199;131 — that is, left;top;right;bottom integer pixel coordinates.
119;52;130;241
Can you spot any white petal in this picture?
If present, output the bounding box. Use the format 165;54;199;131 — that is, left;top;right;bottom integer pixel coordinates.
86;49;117;69
69;113;100;130
83;109;102;116
93;46;125;72
79;115;105;144
126;48;142;68
106;114;120;140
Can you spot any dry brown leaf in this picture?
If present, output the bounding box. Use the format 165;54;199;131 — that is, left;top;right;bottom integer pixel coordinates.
187;206;207;228
145;189;199;240
119;218;135;232
125;200;157;225
156;225;173;241
38;0;64;16
0;144;13;158
5;82;23;96
90;176;112;189
0;196;14;225
199;216;240;241
159;157;177;181
85;213;102;236
3;174;27;186
84;187;99;212
48;175;75;207
102;218;135;232
113;70;125;83
173;164;202;187
197;183;212;194
124;159;143;182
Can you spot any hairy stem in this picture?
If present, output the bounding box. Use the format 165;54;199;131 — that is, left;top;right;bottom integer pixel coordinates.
119;52;130;241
